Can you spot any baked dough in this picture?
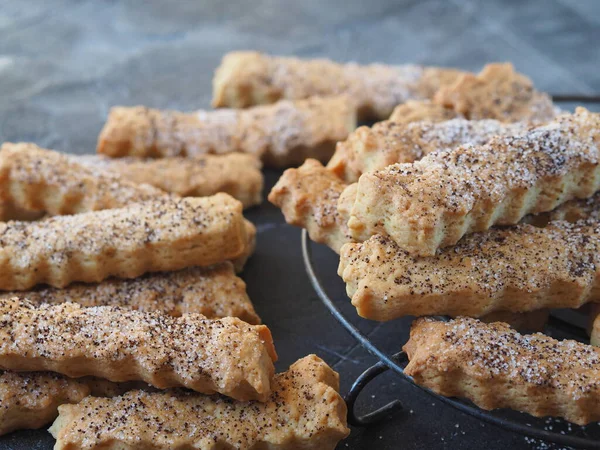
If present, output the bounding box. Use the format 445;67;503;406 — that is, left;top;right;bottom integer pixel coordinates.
212;51;465;120
0;142;165;220
0;371;146;436
0;195;248;290
76;153;263;209
269;159;352;252
0;298;276;401
348;108;600;256
404;317;600;425
328;118;528;182
0;370;90;436
434;62;557;123
0;262;260;324
388;99;462;124
97;96;356;167
50;355;349;450
339;209;600;320
0;146;256;272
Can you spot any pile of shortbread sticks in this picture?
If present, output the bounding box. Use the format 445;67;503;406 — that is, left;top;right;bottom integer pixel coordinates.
1;49;599;448
0;51;395;449
270;55;600;426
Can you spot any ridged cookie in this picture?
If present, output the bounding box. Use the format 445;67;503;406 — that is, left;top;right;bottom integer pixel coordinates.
404;317;600;425
50;355;349;450
0;195;248;290
348;108;600;255
212;51;465;120
0;298;276;401
0;263;261;324
269;159;353;253
0;371;143;436
339;204;600;320
388;99;462;124
0;142;165;221
434;62;557;123
97;96;356;167
76;153;263;209
328;118;529;182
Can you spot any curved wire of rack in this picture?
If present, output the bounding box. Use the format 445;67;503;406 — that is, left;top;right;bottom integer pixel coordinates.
301;230;600;449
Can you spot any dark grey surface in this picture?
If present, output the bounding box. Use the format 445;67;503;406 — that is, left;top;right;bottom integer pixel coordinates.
1;1;600;449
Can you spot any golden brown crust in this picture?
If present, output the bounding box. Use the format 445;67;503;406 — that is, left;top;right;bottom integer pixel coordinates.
339;208;600;321
0;195;248;290
269;159;352;253
50;355;349;450
96;97;356;167
76;153;264;209
0;371;145;436
348;108;600;256
0;263;261;325
434;63;556;123
0;371;90;436
212;51;464;120
0;145;256;274
0;143;165;220
327;118;529;182
404;317;600;425
389;99;461;124
0;298;276;401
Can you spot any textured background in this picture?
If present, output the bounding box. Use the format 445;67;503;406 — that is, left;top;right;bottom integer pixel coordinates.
0;1;599;449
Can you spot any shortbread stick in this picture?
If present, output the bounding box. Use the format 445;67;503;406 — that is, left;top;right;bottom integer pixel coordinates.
339;214;600;321
404;317;600;425
0;195;247;290
50;355;349;450
0;143;166;220
76;153;264;209
0;144;255;273
212;51;465;120
0;371;145;436
388;99;461;124
0;299;277;401
0;370;90;436
0;263;261;325
269;159;352;253
434;62;557;123
96;96;356;167
327;118;529;182
348;108;600;256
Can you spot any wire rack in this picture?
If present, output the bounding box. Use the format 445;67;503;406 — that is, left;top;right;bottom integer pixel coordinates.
301;94;600;448
302;232;599;449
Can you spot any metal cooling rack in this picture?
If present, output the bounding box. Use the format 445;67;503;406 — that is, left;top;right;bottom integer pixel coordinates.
301;94;600;448
302;232;600;449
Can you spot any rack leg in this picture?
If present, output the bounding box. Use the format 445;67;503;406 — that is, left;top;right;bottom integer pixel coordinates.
345;360;404;427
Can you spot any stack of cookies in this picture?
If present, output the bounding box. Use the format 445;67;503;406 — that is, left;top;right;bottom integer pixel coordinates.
270;56;600;426
4;48;598;447
0;116;350;447
1;50;489;448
